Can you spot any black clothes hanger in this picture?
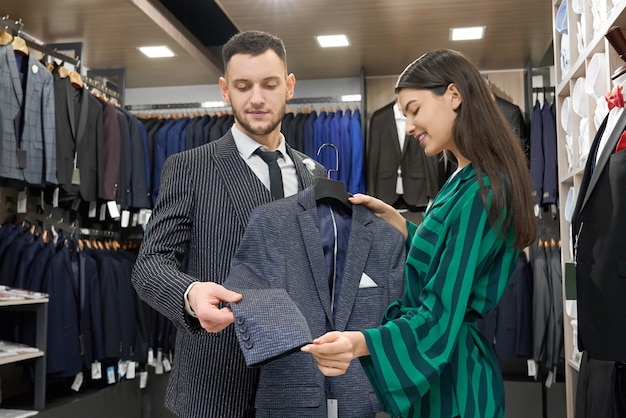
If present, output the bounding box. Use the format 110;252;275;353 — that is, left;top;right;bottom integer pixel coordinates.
314;143;351;210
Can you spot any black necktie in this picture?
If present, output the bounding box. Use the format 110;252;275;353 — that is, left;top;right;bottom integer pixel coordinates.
255;149;284;200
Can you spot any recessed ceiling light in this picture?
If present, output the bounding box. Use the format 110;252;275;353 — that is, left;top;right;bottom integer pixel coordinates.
450;26;486;41
316;34;350;48
138;46;175;58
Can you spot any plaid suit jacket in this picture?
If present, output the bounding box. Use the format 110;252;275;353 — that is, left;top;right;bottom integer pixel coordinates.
0;44;56;185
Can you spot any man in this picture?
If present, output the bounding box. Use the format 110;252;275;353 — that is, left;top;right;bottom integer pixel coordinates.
131;30;325;417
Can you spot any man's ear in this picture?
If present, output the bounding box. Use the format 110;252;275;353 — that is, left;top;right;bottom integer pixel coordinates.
219;77;230;103
286;73;296;100
447;83;462;110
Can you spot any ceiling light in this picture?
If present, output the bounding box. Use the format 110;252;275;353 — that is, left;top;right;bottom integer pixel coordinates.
316;35;350;48
138;46;175;58
450;27;486;41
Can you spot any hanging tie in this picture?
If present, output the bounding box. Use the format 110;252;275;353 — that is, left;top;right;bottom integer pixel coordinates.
255;149;284;200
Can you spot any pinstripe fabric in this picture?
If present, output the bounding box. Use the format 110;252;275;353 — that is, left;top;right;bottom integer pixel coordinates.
131;131;324;417
0;44;56;185
359;164;519;418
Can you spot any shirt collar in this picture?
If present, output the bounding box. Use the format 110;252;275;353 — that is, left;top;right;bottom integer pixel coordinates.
232;123;288;160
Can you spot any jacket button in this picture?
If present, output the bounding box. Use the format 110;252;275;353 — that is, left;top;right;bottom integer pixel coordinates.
236;317;245;325
244;341;253;349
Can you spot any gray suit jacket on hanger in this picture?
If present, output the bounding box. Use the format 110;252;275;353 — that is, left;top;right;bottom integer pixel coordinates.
224;186;406;418
0;43;56;186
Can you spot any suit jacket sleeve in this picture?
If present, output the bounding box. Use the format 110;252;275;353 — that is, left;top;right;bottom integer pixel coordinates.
226;284;313;368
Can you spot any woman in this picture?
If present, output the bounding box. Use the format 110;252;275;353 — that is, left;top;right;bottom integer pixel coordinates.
302;49;536;418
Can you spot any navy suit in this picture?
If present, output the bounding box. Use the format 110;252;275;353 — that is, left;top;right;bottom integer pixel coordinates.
44;245;83;377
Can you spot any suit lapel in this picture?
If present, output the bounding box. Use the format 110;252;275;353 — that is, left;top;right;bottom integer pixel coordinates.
212;132;272;227
75;91;90;147
333;206;374;331
286;146;317;190
65;79;78;140
6;44;23;105
581;109;626;210
297;189;335;325
21;56;42;142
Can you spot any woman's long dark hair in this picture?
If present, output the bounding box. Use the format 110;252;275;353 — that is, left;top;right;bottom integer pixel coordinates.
396;49;536;248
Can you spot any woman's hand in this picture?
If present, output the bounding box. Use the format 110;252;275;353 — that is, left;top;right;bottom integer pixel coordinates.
349;194;408;238
301;331;369;376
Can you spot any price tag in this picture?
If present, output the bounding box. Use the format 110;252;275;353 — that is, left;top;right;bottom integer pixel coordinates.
327;399;338;418
92;361;102;379
71;372;84;392
107;366;116;384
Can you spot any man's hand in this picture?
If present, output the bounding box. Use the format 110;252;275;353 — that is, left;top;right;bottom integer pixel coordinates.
187;282;242;332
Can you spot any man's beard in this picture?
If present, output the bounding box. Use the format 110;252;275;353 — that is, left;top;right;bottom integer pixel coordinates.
234;106;285;137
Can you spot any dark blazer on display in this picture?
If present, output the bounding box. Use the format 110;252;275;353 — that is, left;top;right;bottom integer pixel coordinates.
54;72;104;203
572;110;626;362
132;130;326;417
366;101;448;208
96;96;122;201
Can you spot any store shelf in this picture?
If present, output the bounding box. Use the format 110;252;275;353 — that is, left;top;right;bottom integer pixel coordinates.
0;297;48;411
0;350;44;366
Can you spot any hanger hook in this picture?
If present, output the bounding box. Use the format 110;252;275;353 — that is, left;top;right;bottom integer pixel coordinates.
317;143;338;179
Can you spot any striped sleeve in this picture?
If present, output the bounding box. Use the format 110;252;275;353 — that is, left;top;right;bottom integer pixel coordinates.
360;180;517;418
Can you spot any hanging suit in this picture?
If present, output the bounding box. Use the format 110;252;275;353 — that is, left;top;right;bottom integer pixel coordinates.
224;185;406;417
0;44;56;186
572;107;626;361
572;103;626;417
366;101;448;209
95;96;122;201
54;70;104;203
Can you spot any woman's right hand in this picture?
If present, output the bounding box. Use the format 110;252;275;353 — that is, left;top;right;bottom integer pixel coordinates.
349;194;408;238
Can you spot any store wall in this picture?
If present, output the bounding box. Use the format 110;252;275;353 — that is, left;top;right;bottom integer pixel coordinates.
125;77;363;107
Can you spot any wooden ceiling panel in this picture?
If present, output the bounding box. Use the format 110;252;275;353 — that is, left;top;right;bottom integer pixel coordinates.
1;0;554;88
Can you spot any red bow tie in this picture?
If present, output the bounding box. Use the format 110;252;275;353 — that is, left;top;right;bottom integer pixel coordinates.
605;85;624;110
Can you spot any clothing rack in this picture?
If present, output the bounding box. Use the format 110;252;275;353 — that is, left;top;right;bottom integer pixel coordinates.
78;227;119;240
125;95;362;113
1;15;81;68
24;210;76;235
532;86;555;103
83;74;121;101
532;86;555;94
483;76;514;103
125;102;227;112
1;15;24;35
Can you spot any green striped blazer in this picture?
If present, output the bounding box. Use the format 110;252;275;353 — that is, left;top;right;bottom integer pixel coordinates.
360;164;519;418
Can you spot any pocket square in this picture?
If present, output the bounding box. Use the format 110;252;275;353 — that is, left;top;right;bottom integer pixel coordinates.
359;272;378;288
